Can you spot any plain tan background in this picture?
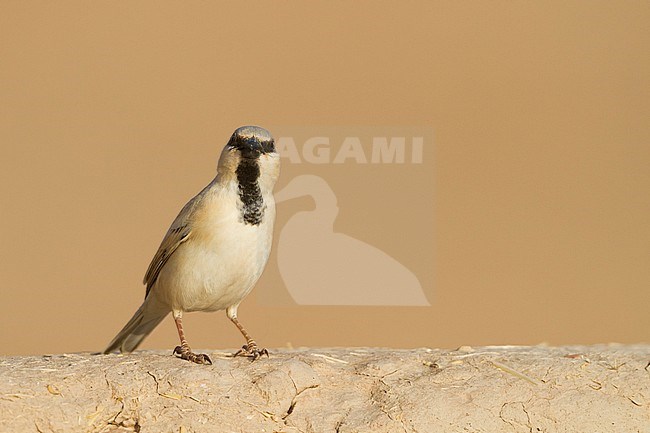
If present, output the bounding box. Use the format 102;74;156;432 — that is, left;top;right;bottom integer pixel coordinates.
1;2;648;356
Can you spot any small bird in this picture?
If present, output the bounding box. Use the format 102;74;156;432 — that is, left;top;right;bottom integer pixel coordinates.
104;126;280;364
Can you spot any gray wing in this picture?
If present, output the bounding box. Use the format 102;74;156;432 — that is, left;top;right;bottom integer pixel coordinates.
143;192;205;298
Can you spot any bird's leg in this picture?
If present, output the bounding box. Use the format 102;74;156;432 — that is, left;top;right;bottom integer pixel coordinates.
226;305;268;360
172;311;212;365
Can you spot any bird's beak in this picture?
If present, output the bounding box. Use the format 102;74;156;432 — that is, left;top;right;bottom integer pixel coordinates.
239;143;263;160
228;138;275;160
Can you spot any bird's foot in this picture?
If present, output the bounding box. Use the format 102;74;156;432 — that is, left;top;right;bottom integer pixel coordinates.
234;342;269;361
173;345;212;365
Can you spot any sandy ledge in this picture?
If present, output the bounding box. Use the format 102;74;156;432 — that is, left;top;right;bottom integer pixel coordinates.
1;345;649;432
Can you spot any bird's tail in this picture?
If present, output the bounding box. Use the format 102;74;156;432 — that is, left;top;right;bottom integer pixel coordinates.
104;301;168;354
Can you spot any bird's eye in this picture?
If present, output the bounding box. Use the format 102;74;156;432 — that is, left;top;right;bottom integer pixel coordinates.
262;140;275;154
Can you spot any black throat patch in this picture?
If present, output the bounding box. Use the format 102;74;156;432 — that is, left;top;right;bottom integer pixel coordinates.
235;158;265;225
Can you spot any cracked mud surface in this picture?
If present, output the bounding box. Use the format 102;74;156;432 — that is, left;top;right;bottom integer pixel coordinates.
1;346;649;432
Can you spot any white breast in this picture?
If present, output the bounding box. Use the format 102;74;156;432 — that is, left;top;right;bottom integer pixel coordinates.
152;185;276;312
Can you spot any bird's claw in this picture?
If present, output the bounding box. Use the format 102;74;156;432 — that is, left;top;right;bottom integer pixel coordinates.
234;343;269;361
173;345;212;365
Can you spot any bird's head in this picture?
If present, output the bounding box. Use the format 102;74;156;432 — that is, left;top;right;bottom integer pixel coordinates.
227;125;275;159
217;126;280;191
